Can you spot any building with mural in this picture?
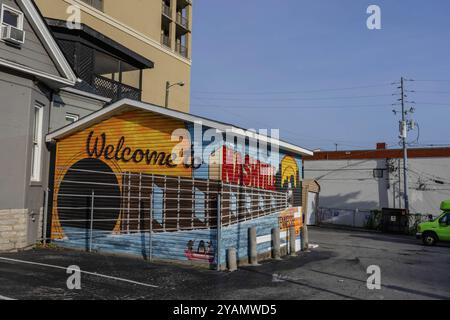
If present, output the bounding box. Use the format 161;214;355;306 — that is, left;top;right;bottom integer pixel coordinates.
45;99;313;268
0;0;192;252
0;1;315;270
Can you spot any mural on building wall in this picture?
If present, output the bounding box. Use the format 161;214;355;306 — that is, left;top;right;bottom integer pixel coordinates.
51;109;303;265
185;240;215;264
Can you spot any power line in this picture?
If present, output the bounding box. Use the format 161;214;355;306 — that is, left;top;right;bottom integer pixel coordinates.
191;102;450;110
410;79;450;82
192;83;392;96
305;168;384;172
416;102;450;106
309;158;380;181
207;107;394;149
318;178;380;181
414;90;450;94
414;143;450;147
191;103;391;109
409;167;450;185
191;94;393;102
208;109;369;147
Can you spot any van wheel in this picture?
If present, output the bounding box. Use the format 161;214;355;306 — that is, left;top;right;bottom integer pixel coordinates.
422;232;437;246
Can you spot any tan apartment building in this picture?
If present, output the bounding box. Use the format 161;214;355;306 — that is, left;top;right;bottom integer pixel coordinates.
35;0;192;112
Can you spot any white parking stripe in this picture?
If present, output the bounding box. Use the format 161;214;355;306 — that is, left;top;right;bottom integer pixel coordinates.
0;257;159;289
0;295;16;300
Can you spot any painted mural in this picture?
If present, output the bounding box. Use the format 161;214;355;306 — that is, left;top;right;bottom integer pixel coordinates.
51;108;304;267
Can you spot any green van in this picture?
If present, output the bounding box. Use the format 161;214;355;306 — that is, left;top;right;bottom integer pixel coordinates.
416;200;450;246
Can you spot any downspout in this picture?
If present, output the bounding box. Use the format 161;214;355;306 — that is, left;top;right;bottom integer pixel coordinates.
43;91;57;245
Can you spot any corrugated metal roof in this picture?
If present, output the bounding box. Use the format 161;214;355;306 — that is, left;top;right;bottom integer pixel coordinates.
46;98;314;157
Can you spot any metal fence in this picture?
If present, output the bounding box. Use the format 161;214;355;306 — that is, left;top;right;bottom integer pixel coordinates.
162;2;171;17
92;75;142;102
317;207;432;234
317;207;373;228
176;43;188;58
176;13;189;29
47;167;287;267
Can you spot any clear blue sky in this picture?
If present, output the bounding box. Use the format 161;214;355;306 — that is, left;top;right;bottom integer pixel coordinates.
189;0;450;151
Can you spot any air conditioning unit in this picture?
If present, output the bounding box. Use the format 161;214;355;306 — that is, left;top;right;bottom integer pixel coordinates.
1;25;25;45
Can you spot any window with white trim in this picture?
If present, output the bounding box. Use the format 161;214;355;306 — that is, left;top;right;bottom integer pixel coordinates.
65;113;79;124
1;4;24;30
31;104;43;182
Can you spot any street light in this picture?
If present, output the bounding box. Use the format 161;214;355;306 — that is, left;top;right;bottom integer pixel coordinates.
165;81;185;108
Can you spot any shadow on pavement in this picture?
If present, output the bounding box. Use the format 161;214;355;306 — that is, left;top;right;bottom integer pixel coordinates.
239;265;362;300
309;269;450;300
349;234;419;245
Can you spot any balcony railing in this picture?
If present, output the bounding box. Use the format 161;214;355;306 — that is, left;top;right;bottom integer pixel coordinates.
162;3;171;18
92;74;141;102
176;13;189;29
176;43;188;58
161;34;171;48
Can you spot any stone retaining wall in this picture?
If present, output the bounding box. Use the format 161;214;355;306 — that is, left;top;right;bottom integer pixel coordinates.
0;209;28;252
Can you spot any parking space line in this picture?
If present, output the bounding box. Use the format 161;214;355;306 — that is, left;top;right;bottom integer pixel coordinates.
0;257;159;289
0;294;16;300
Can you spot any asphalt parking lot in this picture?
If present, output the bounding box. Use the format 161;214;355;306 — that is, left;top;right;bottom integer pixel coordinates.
0;227;449;300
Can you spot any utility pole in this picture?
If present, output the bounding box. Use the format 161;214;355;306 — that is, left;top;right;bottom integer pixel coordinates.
394;77;416;212
400;77;410;212
398;158;401;209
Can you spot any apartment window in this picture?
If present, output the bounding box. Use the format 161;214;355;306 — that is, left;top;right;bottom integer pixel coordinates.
1;4;24;29
80;0;104;11
31;104;43;182
65;113;79;124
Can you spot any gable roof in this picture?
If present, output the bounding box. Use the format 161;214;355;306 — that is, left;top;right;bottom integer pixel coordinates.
0;0;77;87
46;98;314;157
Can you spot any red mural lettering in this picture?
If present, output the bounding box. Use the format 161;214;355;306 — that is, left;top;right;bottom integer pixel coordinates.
220;146;276;191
